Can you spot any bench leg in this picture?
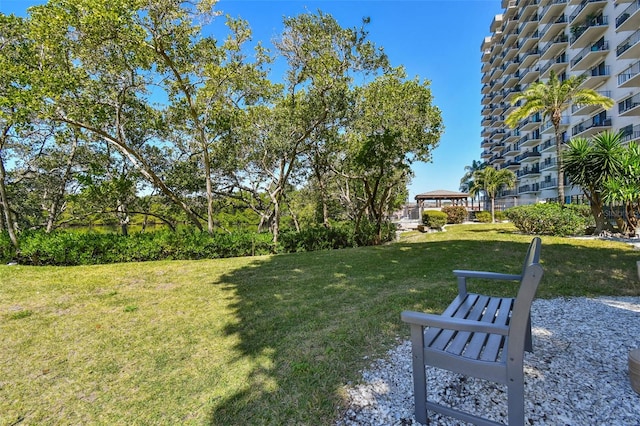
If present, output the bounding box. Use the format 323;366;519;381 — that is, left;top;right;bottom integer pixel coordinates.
525;314;533;353
409;324;428;425
507;376;525;426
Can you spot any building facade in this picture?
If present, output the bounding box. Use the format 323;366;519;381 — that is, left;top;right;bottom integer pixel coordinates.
481;0;640;208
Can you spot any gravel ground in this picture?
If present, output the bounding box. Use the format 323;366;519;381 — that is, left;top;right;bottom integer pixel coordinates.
337;297;640;426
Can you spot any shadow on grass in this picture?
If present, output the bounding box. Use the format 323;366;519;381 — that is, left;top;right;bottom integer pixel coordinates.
207;235;640;425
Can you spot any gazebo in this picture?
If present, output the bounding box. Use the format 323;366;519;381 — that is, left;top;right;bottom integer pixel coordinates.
414;190;470;214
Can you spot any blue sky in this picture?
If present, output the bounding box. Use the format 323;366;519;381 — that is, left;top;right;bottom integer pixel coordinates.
1;0;502;200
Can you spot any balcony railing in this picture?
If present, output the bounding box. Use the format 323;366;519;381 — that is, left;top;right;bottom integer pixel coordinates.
617;60;640;86
540;158;557;170
540;179;558;190
570;15;608;46
569;0;606;23
571;40;608;68
617;30;640;58
540;33;568;57
616;0;640;28
620;124;640;143
582;64;610;79
618;93;640;114
519;183;541;193
571;115;612;136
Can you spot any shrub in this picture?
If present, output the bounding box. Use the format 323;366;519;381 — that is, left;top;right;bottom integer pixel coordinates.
475;211;493;223
15;229;274;266
441;206;467;224
422;210;447;229
505;203;590;236
0;232;15;263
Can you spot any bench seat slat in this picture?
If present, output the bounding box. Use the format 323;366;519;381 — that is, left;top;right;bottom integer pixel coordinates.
444;295;492;356
462;296;503;359
480;297;514;362
426;294;480;350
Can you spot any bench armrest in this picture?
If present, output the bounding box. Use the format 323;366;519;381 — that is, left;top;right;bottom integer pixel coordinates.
453;270;522;281
453;270;522;296
401;310;509;335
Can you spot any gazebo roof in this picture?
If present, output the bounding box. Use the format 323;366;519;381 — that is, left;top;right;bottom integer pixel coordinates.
415;190;469;201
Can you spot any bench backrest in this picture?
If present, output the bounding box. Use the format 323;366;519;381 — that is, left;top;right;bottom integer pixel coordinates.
509;237;543;358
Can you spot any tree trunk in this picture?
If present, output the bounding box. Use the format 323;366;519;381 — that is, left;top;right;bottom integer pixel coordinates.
491;196;496;223
0;156;19;249
553;120;565;206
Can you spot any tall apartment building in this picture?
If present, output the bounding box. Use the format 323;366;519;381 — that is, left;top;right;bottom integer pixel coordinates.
480;0;640;207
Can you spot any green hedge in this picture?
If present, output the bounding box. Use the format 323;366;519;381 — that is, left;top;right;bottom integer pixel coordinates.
505;203;592;236
1;221;396;266
441;206;467;224
12;229;274;266
422;210;447;229
475;211;492;223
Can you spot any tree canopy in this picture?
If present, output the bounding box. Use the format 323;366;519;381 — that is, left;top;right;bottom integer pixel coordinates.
0;0;443;247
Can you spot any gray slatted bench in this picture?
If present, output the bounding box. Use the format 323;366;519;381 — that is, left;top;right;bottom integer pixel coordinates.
401;237;543;426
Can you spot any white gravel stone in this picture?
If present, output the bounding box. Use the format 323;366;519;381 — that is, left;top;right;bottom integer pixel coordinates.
337;297;640;426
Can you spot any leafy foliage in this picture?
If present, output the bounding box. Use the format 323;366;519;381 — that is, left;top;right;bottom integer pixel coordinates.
422;210;447;229
441;206;467;224
505;203;592;236
475;211;493;223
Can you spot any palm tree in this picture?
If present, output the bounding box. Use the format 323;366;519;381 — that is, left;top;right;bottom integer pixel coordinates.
472;166;516;223
505;71;614;206
459;160;486;192
563;131;624;234
460;160;486;210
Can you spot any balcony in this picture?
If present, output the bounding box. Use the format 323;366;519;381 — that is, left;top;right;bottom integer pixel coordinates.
539;0;568;25
620;123;640;143
570;39;608;71
617;29;640;60
616;0;640;32
491;129;507;141
570;15;608;49
540;157;558;171
520;113;542;132
504;128;521;143
482;138;493;148
518;164;540;178
518;17;539;40
521;129;542;147
518;29;539;53
571;90;611;115
618;60;640;88
502;159;522;171
519;66;540;84
503;0;518;19
579;63;610;89
540;178;558;190
541;116;570;134
503;45;519;63
519;48;540;68
569;0;607;24
540;33;569;60
519;182;541;193
618;92;640;116
540;53;569;78
482;150;493;159
503;71;520;89
503;58;521;75
571;113;612;138
517;149;542;163
503;85;522;102
540;132;568;152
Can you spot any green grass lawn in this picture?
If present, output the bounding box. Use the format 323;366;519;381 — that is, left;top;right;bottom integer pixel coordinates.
2;223;639;425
